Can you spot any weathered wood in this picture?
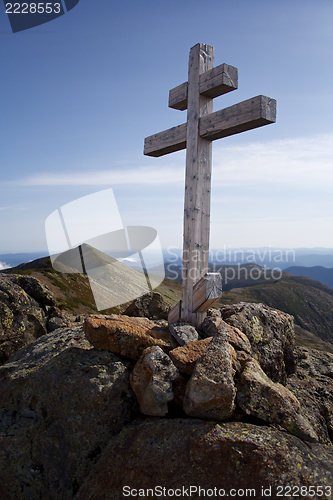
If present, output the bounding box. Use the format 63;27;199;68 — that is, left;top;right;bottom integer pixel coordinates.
169;63;238;111
199;63;238;99
144;95;276;157
181;43;214;327
143;43;276;327
168;300;182;325
200;95;276;141
168;82;188;111
144;123;187;157
192;273;222;313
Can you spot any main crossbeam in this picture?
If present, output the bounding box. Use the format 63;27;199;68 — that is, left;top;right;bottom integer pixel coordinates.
144;95;276;157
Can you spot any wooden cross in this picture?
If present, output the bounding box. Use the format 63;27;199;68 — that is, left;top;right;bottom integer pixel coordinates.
144;43;276;327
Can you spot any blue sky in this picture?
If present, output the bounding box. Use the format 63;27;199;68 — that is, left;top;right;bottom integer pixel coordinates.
1;0;333;255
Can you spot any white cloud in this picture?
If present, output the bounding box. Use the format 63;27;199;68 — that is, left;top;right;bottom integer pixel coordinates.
19;165;184;187
212;133;333;190
0;261;11;270
12;133;333;192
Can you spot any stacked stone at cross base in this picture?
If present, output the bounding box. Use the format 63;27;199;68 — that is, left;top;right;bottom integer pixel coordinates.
0;293;332;500
83;303;319;443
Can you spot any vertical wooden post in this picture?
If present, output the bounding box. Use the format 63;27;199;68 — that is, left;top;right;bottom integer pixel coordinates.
181;43;214;327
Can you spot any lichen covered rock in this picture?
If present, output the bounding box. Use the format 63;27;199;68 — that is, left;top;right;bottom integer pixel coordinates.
236;357;318;442
84;314;177;360
74;419;333;500
169;337;212;375
0;325;138;500
184;333;236;420
130;346;178;416
169;321;200;345
0;274;55;364
123;292;170;320
221;302;295;383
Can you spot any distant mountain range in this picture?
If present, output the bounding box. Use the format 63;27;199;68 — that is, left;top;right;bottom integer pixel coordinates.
1;247;333;271
164;247;333;270
284;266;333;289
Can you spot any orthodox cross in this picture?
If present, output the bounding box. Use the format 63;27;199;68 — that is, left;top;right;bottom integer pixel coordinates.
144;43;276;326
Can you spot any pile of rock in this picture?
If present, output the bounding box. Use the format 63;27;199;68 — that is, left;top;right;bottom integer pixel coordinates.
84;303;317;442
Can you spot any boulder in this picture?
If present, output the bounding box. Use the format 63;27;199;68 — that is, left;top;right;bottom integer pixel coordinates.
84;314;178;360
169;321;199;345
236;357;318;442
0;325;139;500
74;419;333;500
184;333;236;420
10;274;56;306
130;346;178;416
0;274;54;364
221;302;296;383
169;337;212;375
287;347;333;445
123;292;170;320
200;315;252;353
199;314;226;338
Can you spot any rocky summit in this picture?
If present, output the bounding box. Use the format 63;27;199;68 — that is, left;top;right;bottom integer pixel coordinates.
0;277;332;499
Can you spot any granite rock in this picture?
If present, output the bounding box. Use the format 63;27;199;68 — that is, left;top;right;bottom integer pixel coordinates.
184;333;236;420
130;346;178;416
74;419;333;500
236;357;318;442
169;321;199;345
84;314;177;360
0;274;54;364
221;302;296;383
123;292;170;320
0;325;138;500
169;337;212;375
286;347;333;445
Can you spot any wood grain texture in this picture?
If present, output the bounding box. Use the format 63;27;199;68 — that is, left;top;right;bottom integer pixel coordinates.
168;82;188;111
200;95;276;141
192;273;222;313
144;123;187;157
169;63;238;111
181;43;214;327
144;95;276;157
168;300;182;325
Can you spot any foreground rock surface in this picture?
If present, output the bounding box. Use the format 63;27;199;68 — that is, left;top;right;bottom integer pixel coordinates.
1;300;332;500
75;418;333;500
0;326;139;500
0;274;56;364
84;314;177;360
